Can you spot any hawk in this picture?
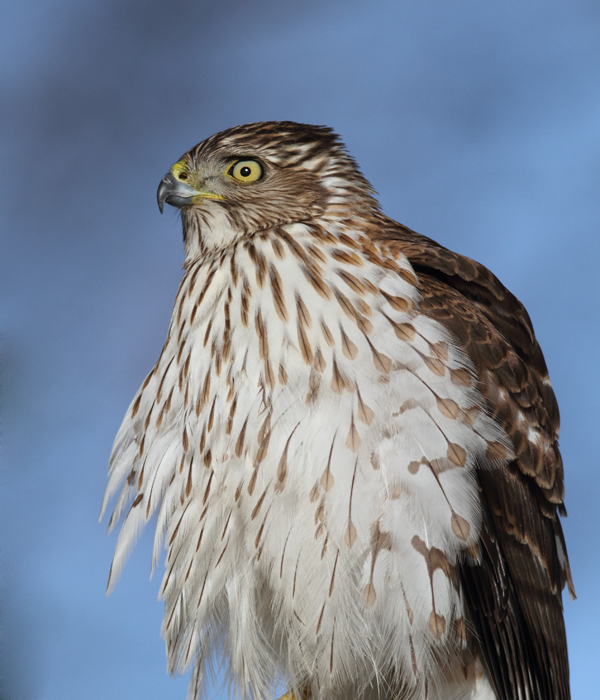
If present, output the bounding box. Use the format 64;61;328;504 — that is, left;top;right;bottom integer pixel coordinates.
102;122;574;700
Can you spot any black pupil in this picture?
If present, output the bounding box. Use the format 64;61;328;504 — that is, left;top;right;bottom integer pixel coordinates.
240;166;252;177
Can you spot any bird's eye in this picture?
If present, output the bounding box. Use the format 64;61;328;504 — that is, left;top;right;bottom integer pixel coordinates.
178;171;189;181
228;160;264;183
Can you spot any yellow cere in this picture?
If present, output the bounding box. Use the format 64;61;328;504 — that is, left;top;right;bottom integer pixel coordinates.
171;160;189;181
170;159;224;201
228;159;263;183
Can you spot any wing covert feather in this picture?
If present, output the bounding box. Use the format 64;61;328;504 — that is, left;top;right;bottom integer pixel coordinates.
377;225;574;700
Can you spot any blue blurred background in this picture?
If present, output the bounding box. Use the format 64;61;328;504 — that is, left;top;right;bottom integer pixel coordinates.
2;1;599;698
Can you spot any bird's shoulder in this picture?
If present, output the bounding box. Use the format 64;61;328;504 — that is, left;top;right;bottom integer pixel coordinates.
371;221;574;700
375;223;561;499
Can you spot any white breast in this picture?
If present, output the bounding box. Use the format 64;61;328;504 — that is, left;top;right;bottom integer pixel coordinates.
103;221;509;700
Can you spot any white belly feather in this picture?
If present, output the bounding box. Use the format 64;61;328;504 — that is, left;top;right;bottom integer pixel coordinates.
103;222;509;699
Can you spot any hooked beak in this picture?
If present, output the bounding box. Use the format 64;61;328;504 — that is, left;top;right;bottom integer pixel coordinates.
157;171;224;213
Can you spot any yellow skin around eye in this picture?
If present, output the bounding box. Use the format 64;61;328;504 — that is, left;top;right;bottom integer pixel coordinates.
228;160;263;183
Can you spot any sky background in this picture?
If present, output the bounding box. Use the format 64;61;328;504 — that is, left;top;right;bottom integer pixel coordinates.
1;1;599;698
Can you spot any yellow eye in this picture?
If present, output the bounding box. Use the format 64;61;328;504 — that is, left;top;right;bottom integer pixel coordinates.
228;160;264;183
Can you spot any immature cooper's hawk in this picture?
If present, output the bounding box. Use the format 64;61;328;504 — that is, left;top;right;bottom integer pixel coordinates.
102;122;574;700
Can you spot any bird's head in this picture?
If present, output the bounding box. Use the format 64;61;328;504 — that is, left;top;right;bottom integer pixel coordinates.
157;121;376;259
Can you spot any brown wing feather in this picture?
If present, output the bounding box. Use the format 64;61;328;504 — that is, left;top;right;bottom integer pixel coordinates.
377;225;574;700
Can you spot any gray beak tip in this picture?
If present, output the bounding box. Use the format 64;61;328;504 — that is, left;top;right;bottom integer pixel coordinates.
157;175;172;214
157;170;204;213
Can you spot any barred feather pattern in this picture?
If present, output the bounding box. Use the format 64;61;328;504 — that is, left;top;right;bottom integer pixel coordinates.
103;216;510;700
